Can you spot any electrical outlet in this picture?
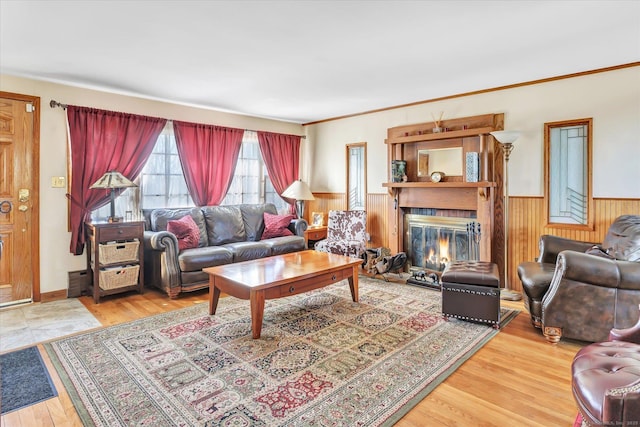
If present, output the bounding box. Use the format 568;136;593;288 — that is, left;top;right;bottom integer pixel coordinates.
51;176;66;188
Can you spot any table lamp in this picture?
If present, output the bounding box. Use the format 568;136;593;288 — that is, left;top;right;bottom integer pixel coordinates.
90;171;137;223
281;179;315;219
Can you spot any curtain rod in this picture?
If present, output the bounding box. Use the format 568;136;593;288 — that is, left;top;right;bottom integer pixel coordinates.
49;99;306;139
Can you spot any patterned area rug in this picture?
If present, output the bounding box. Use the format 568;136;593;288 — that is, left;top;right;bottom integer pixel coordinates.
44;276;518;426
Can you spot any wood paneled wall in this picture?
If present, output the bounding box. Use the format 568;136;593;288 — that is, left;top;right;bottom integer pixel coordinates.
509;197;640;292
306;193;389;249
309;193;638;294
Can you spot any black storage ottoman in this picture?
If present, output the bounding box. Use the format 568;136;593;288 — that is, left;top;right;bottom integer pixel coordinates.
441;260;501;328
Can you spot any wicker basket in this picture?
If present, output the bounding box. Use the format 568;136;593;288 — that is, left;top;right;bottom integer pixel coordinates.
99;240;139;265
99;265;140;290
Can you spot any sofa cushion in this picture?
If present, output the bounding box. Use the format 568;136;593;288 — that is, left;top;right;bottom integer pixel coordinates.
261;212;294;239
223;241;271;262
602;215;640;262
167;215;200;251
150;207;208;248
241;203;277;241
177;246;233;272
202;206;246;245
261;235;306;256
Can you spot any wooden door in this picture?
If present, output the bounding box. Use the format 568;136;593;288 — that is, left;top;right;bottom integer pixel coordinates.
0;92;40;306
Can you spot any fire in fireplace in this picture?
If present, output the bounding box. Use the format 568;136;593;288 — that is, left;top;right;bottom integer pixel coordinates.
405;214;480;274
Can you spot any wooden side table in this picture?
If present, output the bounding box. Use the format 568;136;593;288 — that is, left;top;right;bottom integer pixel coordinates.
85;221;144;303
304;226;327;249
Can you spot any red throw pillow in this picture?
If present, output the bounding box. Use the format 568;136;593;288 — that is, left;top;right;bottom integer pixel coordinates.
167;215;200;251
261;212;294;239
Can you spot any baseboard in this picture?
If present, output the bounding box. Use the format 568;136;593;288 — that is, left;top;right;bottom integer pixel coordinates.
41;289;68;302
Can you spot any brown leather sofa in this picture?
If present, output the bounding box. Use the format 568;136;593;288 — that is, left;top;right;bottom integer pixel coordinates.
518;215;640;343
143;204;307;298
572;306;640;426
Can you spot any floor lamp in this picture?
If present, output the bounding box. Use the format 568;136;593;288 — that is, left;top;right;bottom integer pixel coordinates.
490;130;522;301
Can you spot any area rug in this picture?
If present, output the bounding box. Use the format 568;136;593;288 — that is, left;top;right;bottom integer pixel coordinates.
44;276;518;426
1;346;58;414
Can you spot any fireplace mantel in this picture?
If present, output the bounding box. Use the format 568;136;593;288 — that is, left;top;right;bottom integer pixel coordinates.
385;113;506;273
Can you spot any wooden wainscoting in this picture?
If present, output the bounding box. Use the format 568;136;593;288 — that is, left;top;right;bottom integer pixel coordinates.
306;193;390;249
509;197;640;293
309;193;638;295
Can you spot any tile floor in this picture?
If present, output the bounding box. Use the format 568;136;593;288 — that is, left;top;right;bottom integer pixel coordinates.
0;299;101;353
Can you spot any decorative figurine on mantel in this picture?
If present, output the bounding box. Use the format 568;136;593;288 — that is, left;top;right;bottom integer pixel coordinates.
431;112;444;133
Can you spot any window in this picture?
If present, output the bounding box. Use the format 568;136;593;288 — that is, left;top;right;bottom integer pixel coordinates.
544;118;593;229
221;131;288;213
346;142;366;211
139;128;193;209
91;127;288;221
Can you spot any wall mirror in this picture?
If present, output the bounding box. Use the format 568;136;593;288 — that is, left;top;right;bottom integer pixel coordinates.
417;147;463;177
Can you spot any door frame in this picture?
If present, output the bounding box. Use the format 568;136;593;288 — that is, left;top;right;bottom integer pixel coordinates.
1;91;41;302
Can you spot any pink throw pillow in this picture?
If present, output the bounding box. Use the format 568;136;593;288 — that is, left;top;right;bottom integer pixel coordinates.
167;215;200;251
261;212;294;239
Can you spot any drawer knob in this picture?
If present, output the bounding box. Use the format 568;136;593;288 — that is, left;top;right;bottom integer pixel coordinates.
289;286;295;293
332;274;337;280
118;229;123;234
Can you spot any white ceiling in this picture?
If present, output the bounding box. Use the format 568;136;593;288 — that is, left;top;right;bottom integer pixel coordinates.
1;1;638;124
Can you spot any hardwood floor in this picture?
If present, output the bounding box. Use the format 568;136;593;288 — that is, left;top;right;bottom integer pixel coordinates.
1;286;583;427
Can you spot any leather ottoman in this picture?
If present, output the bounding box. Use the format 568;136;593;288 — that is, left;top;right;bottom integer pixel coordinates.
572;341;640;426
441;260;501;328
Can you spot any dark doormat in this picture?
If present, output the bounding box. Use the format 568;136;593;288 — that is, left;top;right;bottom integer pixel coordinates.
1;346;58;414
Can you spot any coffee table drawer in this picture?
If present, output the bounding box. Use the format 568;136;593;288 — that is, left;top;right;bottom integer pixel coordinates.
269;269;346;298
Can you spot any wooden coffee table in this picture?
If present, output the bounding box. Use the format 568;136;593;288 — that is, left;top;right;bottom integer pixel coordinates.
204;250;362;338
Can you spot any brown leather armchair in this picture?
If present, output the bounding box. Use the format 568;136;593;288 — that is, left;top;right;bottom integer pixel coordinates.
572;306;640;426
518;215;640;343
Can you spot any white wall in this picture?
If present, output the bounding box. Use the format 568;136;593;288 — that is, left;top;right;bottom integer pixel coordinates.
305;66;640;199
0;75;303;295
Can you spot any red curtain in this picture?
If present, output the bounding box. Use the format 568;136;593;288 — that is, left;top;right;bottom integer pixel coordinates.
258;131;300;213
66;106;166;255
257;131;301;211
173;121;244;206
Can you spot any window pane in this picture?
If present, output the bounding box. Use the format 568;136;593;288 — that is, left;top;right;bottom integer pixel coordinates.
347;143;366;211
141;174;166;196
545;120;591;227
144;154;164;174
169;154;183;173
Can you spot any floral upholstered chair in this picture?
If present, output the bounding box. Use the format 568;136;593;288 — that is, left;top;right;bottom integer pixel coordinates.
314;210;367;258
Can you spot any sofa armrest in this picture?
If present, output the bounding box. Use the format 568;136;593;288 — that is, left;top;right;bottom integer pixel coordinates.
538;235;595;264
143;230;182;297
289;218;308;237
554;250;630;288
145;230;178;252
541;250;625;342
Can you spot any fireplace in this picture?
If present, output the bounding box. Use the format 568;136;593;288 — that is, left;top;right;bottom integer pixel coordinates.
385;114;505;288
404;214;481;275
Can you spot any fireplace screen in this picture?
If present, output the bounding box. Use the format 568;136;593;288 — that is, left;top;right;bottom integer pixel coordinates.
405;215;480;273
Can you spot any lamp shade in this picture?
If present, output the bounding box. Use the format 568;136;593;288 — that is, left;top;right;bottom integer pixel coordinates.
281;179;315;201
490;130;521;145
90;171;137;189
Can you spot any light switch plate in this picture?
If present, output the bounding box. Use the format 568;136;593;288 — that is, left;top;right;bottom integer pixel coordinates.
51;176;66;188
